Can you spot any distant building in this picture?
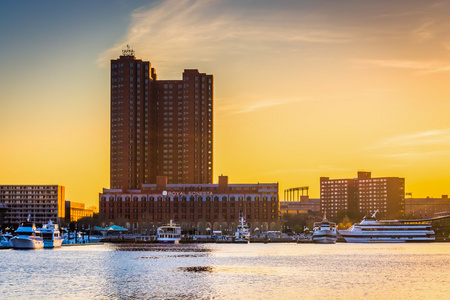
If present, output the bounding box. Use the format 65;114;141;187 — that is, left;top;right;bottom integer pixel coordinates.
356;171;405;219
0;203;8;228
320;177;357;218
65;201;94;222
405;195;450;219
99;175;279;233
320;172;405;219
110;48;213;190
0;185;65;227
280;196;320;214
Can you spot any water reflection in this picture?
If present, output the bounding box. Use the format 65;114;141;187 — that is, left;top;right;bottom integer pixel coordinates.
111;243;215;252
180;266;215;273
0;243;449;299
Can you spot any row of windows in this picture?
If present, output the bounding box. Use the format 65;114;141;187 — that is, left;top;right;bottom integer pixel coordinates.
104;213;276;221
101;195;278;202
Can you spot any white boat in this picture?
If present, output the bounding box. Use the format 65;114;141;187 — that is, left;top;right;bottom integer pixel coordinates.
11;222;44;249
157;220;181;243
338;210;435;243
234;214;250;243
312;212;337;244
1;233;13;248
39;220;64;248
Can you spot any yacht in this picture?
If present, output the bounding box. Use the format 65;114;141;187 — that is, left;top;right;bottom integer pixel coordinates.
234;214;250;243
11;222;44;249
1;233;13;248
338;211;435;243
312;212;337;244
157;220;181;243
39;220;64;248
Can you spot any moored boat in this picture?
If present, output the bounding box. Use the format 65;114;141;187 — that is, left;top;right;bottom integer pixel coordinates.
234;214;250;243
1;233;13;248
39;220;64;248
312;212;337;244
11;222;44;249
157;220;181;243
338;210;435;243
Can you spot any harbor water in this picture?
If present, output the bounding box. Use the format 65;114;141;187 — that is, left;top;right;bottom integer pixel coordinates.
0;243;449;299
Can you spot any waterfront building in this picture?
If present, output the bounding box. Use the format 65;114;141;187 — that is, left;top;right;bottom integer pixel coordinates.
65;201;95;222
320;172;405;219
99;175;279;233
110;47;213;190
0;203;7;228
405;195;450;219
280;197;320;214
0;185;65;227
356;172;405;219
320;177;357;218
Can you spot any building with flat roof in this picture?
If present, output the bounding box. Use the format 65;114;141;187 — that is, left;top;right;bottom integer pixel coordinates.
320;172;405;219
110;47;213;190
0;203;8;228
320;177;357;218
405;195;450;219
99;175;279;233
280;197;320;214
65;201;95;222
0;185;65;227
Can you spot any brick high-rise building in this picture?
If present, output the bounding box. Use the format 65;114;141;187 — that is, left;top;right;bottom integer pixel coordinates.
320;177;357;218
356;171;405;219
320;171;405;219
110;47;213;190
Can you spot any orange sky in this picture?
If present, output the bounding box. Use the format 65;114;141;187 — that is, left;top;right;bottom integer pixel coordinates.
1;0;450;207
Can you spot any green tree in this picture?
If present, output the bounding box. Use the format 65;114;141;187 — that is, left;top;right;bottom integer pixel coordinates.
293;224;302;233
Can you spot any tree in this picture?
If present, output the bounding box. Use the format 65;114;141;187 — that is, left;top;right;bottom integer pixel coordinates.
293;224;302;234
338;215;352;230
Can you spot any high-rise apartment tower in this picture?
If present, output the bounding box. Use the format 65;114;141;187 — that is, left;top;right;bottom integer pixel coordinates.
110;48;213;190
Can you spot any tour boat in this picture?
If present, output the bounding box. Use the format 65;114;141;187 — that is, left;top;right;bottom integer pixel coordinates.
234;214;250;243
312;212;337;244
39;220;64;248
11;222;44;249
157;220;181;243
338;211;435;243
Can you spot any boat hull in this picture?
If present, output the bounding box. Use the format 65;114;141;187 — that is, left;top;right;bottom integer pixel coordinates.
44;238;64;248
341;236;434;243
234;238;250;244
11;237;44;249
312;229;337;244
339;230;435;243
312;235;337;244
157;238;180;244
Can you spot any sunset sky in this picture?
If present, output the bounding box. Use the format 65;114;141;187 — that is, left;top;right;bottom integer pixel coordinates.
1;0;450;207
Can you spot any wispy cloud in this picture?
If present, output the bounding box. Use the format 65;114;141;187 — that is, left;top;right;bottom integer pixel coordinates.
259;165;351;176
354;59;450;75
217;96;312;115
411;20;435;42
97;0;356;69
368;129;450;160
372;129;450;148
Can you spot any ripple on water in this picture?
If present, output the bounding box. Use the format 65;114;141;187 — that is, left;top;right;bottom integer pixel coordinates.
111;243;215;252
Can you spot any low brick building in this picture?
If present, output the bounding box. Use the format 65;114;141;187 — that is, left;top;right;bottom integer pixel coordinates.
99;175;279;233
405;195;450;219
